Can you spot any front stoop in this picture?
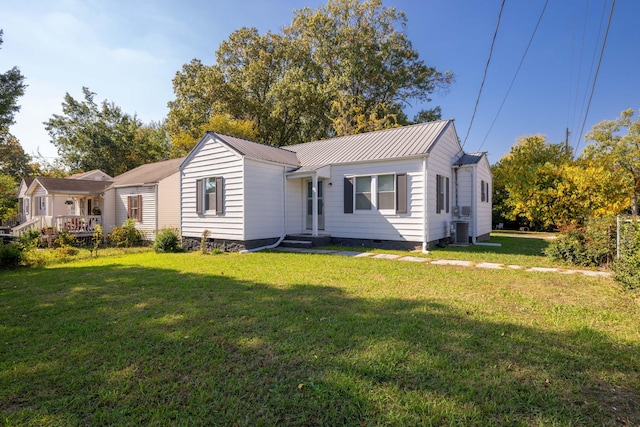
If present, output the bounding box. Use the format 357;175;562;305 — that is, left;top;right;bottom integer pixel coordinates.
279;234;332;248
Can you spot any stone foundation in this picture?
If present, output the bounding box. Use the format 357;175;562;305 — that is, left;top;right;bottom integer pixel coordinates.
182;236;280;252
330;237;423;251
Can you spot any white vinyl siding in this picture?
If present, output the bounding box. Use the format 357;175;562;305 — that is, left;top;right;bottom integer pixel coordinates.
157;172;181;230
244;159;286;240
285;178;304;235
476;156;493;238
115;186;156;240
180;135;244;240
326;159;423;242
426;125;461;242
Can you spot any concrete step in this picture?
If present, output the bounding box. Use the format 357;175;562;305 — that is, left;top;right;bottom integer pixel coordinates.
279;239;314;249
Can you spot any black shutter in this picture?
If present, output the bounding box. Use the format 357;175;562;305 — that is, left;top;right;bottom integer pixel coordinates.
396;173;407;214
215;176;223;215
344;177;353;214
481;180;485;202
446;177;450;213
127;195;132;218
436;175;441;213
196;179;203;215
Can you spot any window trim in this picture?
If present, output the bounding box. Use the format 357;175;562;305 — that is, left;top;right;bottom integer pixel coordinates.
196;177;223;215
436;174;450;214
344;173;407;215
127;195;143;222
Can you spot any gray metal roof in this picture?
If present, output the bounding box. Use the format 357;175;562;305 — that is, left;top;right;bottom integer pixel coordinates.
212;132;300;166
286;120;454;166
454;152;486;166
109;157;184;188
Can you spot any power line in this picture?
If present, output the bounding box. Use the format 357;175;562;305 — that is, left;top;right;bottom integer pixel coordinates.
573;0;608;149
477;0;549;151
461;0;506;149
574;0;615;154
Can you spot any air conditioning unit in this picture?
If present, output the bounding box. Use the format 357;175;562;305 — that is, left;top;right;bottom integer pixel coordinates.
454;221;469;245
453;206;471;217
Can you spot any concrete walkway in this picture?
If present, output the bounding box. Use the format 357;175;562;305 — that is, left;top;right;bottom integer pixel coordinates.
273;247;611;278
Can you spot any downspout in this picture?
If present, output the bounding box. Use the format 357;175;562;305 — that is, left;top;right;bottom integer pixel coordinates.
240;166;288;253
422;156;430;253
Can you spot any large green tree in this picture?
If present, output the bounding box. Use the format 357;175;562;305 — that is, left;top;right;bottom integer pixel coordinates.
581;108;640;216
45;88;171;176
167;0;451;154
0;30;26;133
492;135;574;230
0;133;33;178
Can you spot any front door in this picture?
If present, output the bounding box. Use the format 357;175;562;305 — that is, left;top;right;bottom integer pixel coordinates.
306;180;324;230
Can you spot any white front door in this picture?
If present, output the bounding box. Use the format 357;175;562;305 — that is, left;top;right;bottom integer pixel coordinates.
306;180;324;231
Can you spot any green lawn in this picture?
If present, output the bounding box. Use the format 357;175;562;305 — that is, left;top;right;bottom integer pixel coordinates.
1;248;638;426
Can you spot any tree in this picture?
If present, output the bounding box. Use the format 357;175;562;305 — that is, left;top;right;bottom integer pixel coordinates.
0;173;17;222
286;0;451;136
582;108;640;215
492;135;573;230
0;133;32;178
167;0;452;153
0;30;26;132
45;88;170;176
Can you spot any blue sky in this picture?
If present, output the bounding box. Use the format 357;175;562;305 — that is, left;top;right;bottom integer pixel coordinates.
1;0;638;165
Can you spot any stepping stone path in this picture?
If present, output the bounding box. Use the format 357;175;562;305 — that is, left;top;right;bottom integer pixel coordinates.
270;247;611;278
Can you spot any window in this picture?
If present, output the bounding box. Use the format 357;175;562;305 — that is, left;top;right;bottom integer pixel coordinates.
24;198;30;215
196;177;223;215
344;173;407;214
355;176;372;210
377;175;395;210
436;174;450;214
127;195;142;221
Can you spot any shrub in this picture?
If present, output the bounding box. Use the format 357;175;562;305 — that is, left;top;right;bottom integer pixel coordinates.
92;224;104;257
108;219;142;248
0;241;23;269
56;230;76;247
612;220;640;290
152;228;182;253
545;217;616;267
19;229;41;249
200;229;211;254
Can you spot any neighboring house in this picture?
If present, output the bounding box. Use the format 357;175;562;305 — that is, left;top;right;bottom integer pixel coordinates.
102;157;183;240
180;119;493;251
14;171;113;236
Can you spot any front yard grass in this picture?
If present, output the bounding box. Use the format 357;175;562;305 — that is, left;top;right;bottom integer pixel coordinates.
1;250;638;426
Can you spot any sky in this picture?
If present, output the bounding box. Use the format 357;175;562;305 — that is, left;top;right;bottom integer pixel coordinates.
1;0;638;165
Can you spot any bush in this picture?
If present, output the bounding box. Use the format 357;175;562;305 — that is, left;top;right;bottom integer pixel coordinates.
152;228;182;253
19;229;41;249
56;230;76;247
108;219;143;248
0;241;23;269
612;220;640;290
545;217;616;267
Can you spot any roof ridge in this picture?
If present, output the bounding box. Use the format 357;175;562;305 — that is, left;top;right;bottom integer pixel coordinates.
287;119;454;149
208;132;297;154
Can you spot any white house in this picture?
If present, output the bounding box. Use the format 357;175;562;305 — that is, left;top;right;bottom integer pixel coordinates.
102;157;183;240
13;171;112;236
180;120;492;251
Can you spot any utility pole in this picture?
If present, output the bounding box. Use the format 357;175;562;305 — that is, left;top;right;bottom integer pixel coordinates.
565;128;570;155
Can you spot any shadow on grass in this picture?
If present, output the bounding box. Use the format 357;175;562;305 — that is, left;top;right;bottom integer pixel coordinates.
1;263;637;426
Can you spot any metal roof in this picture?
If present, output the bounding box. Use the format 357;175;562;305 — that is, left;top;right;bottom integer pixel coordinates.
286;120;454;166
212;132;300;166
454;152;486;166
109;157;184;188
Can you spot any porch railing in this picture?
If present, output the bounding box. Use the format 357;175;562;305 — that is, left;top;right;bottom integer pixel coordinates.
55;215;102;234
